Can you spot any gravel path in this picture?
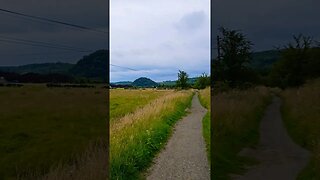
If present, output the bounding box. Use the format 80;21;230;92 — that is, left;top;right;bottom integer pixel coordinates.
146;93;210;180
234;96;310;180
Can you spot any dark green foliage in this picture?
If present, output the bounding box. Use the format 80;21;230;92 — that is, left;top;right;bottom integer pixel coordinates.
159;77;199;87
0;50;108;83
250;50;281;70
194;73;210;89
157;84;176;89
70;50;108;81
111;81;133;85
213;27;257;88
0;71;75;83
132;77;158;87
0;62;74;74
176;70;189;89
268;35;320;88
246;50;281;86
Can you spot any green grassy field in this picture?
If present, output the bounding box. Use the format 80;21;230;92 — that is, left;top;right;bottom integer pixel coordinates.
0;85;107;179
211;87;271;179
110;89;193;180
110;89;168;123
281;78;320;179
198;87;211;160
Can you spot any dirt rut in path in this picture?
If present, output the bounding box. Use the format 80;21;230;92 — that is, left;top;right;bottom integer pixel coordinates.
146;93;210;180
234;96;310;180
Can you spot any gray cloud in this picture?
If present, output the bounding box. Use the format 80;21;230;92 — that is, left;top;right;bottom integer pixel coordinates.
212;0;320;54
175;11;206;32
111;0;210;82
0;0;108;66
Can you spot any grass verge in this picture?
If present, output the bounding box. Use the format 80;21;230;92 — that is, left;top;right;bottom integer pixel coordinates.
198;87;211;160
110;89;168;123
211;87;271;179
280;78;320;179
110;90;193;180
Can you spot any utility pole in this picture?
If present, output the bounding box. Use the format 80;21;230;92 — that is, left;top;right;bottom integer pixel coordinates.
217;35;221;60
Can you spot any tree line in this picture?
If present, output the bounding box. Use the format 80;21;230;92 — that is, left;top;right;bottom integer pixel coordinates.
175;70;210;90
212;27;320;90
0;71;104;84
176;27;320;91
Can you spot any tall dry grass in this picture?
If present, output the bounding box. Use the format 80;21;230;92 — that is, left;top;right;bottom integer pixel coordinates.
212;86;271;179
111;90;183;132
198;87;211;160
199;87;210;109
110;89;168;123
110;90;193;179
21;140;108;180
281;78;320;179
39;89;172;180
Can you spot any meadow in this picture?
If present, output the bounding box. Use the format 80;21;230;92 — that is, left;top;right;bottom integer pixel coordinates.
110;89;193;179
198;87;211;160
0;84;107;179
281;78;320;179
211;87;271;179
110;89;168;123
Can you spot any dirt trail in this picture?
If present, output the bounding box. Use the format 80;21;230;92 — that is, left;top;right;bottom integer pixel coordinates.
234;96;310;180
146;93;210;180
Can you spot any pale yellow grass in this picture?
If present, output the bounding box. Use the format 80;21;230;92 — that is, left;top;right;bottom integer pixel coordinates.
110;90;191;133
281;78;320;178
110;90;193;178
38;89;180;180
110;89;170;122
199;87;210;109
212;86;270;138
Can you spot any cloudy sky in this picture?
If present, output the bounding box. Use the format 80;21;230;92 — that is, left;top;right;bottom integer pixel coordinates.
212;0;320;57
110;0;210;82
0;0;108;66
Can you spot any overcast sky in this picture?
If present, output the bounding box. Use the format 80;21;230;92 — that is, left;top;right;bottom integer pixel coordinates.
110;0;210;82
212;0;320;57
0;0;108;66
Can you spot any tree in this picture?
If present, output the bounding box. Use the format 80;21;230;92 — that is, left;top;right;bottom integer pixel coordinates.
268;34;316;88
195;73;210;89
176;70;189;89
213;27;254;88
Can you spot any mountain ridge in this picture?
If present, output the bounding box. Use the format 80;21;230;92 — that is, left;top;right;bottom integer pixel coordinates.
0;49;281;83
0;50;108;82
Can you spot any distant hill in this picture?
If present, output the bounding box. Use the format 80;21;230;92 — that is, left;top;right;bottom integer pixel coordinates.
0;49;279;83
250;50;281;70
0;62;74;74
112;81;132;85
0;50;108;82
70;50;108;81
132;77;158;87
160;80;176;86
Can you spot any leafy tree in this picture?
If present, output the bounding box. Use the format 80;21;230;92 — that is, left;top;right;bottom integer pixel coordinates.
213;27;254;88
195;73;210;89
268;34;319;88
176;70;189;89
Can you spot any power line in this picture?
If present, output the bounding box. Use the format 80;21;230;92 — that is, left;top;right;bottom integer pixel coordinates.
0;8;108;35
0;38;93;52
0;51;88;56
110;64;139;71
0;35;91;52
